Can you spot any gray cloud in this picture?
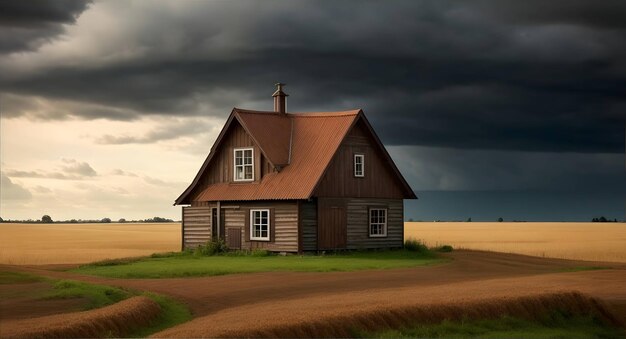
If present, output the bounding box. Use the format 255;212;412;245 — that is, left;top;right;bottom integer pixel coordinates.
4;159;97;180
96;119;213;144
32;185;53;194
0;0;91;53
61;158;97;177
0;0;624;154
111;169;138;177
389;146;626;192
0;173;32;200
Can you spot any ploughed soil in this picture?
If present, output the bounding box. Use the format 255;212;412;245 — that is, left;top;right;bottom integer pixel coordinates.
1;296;161;338
0;281;89;321
2;250;626;337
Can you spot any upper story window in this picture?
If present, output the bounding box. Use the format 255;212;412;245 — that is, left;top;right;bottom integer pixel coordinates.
234;148;254;181
354;154;365;177
250;209;270;241
369;208;387;237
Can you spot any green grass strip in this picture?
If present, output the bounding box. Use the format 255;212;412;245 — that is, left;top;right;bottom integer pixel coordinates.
73;249;445;279
0;271;43;284
362;314;624;339
42;280;131;310
128;292;193;337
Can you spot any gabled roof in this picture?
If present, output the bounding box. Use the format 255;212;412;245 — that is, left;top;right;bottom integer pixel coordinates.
174;108;415;204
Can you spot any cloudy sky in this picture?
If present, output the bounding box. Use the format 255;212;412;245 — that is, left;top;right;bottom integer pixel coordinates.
1;0;624;221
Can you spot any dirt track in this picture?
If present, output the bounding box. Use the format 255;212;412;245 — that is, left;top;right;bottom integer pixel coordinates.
4;250;626;337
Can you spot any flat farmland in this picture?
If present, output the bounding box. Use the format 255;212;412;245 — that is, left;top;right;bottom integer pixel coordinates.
406;222;626;263
0;223;180;265
2;222;625;265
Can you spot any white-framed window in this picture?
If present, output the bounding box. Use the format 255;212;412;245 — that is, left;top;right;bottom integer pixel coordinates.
250;209;270;241
369;208;387;237
234;147;254;181
354;154;364;177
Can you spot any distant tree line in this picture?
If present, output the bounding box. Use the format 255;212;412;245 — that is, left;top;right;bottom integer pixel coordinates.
404;216;624;223
0;215;177;224
592;216;618;222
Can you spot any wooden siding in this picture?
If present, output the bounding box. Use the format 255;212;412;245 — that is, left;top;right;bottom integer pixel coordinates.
301;200;317;251
182;206;211;248
189;121;274;201
220;201;299;252
314;119;406;199
346;198;404;249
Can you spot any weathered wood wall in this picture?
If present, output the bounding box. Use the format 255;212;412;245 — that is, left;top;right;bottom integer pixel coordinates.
300;200;317;251
188;121;273;201
314;119;406;199
221;201;299;252
182;206;211;249
346;198;404;249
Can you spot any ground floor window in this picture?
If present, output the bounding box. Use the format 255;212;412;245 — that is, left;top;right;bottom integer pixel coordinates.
369;208;387;237
250;209;270;241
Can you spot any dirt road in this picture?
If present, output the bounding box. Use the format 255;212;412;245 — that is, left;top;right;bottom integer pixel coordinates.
4;250;626;337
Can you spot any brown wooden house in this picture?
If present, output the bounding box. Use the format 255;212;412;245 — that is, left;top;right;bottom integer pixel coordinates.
175;84;416;252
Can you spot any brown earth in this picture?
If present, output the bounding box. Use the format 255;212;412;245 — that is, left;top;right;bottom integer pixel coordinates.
0;281;89;320
3;250;626;337
0;296;161;338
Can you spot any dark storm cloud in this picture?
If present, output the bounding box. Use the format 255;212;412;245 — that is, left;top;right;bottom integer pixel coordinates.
0;0;91;53
1;0;624;153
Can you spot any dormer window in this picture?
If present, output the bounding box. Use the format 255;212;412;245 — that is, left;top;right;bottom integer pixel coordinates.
234;148;254;181
354;154;364;177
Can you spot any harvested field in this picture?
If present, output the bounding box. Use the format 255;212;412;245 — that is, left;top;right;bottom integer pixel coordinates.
0;223;180;265
7;250;626;337
406;222;626;263
156;292;619;338
2;222;623;264
0;296;161;338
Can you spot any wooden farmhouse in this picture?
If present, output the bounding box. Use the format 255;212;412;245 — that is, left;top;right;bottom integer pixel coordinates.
175;84;416;252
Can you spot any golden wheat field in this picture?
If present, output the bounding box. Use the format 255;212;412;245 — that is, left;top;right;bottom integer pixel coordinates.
1;222;625;264
0;223;180;265
406;222;626;263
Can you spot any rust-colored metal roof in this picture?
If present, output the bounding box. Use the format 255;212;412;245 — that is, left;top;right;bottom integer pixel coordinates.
175;107;416;204
193;109;360;201
235;109;292;166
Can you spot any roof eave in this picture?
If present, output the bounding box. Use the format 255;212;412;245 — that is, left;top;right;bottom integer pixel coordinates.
174;109;239;205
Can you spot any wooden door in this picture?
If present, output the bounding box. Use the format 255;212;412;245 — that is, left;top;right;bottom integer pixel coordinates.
227;228;242;249
317;199;347;250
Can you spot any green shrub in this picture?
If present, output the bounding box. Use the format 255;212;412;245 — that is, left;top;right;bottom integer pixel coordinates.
194;239;229;256
404;239;429;253
436;245;453;252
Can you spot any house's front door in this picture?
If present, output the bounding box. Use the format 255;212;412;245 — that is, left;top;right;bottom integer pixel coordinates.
317;199;347;250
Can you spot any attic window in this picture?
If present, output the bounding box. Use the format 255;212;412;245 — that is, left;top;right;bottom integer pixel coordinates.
234;148;254;181
354;154;364;177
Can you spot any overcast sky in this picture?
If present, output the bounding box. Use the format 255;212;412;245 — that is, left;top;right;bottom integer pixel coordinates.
1;0;624;221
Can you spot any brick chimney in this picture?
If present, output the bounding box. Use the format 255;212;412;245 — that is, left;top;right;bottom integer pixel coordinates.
272;83;288;114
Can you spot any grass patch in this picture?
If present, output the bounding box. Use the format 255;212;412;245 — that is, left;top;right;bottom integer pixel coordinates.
0;270;43;284
42;279;131;310
73;249;445;279
560;266;609;273
129;292;193;337
362;313;624;339
1;269;193;337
